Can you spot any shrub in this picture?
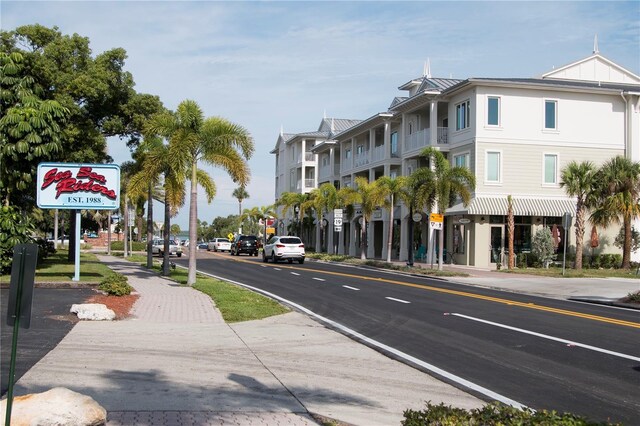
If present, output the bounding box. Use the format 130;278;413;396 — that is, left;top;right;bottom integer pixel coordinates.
35;237;56;261
402;402;619;425
0;205;37;274
98;272;133;296
110;241;147;251
532;228;556;268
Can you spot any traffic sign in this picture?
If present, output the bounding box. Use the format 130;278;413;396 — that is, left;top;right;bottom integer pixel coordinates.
430;221;443;230
334;209;343;218
429;213;443;223
334;218;343;227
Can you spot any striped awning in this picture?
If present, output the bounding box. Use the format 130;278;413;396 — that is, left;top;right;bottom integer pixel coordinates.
446;197;576;217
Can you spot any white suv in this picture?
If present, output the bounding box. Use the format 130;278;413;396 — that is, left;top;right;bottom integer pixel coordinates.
263;236;305;264
152;239;183;257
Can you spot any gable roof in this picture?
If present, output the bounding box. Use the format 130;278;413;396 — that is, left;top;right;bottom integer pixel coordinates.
541;53;640;85
318;118;363;135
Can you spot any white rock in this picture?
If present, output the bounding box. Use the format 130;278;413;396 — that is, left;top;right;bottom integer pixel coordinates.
0;387;107;426
70;303;116;321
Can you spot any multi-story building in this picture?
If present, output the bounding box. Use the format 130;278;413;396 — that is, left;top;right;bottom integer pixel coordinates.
274;47;640;268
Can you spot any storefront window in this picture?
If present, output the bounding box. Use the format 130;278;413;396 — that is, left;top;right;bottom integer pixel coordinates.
453;224;465;254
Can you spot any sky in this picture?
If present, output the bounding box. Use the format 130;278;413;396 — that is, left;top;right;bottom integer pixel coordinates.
3;1;640;229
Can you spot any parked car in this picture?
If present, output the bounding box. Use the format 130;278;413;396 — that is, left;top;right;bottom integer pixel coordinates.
152;239;183;257
208;237;232;252
263;236;305;264
197;242;208;250
230;235;259;256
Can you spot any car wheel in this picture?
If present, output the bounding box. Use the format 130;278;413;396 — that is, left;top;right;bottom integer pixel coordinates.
262;251;268;262
254;251;258;257
272;252;278;263
177;253;182;257
288;258;293;264
298;258;305;264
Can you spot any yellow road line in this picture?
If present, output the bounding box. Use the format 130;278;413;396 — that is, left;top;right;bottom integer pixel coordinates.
226;255;640;329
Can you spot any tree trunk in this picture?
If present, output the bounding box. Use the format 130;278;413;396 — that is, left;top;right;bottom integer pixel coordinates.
188;163;198;285
162;189;171;276
123;202;129;257
574;199;585;270
386;194;394;263
407;206;414;266
360;217;367;260
107;211;112;255
146;183;154;269
623;214;632;269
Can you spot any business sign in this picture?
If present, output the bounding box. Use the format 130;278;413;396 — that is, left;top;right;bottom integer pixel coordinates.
37;163;120;210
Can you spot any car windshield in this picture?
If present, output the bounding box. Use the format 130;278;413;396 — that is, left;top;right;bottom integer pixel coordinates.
242;236;257;241
280;237;301;244
218;239;229;242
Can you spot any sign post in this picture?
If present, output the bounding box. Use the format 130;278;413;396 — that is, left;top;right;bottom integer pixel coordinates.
429;213;444;267
37;163;120;281
334;209;343;254
5;243;38;426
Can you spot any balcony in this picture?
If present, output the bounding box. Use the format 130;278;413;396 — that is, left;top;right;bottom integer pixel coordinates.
372;145;385;162
404;127;449;153
305;152;315;162
354;151;369;168
305;178;315;188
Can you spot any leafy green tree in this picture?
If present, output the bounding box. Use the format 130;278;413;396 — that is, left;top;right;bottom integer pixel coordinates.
0;205;36;273
340;177;389;260
377;176;408;262
560;160;598;270
532;227;556;268
0;51;69;207
419;147;475;270
147;100;253;285
590;156;640;269
614;226;640;256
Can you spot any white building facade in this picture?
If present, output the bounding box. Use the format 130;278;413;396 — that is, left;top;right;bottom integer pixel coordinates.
272;50;640;268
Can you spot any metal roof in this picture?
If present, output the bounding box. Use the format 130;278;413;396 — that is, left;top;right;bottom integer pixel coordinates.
417;77;463;92
463;77;640;92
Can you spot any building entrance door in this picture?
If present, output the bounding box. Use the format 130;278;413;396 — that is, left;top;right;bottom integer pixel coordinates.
490;225;504;265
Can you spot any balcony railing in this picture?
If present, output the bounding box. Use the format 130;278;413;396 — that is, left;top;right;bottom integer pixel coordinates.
354;151;369;167
404;127;449;152
372;145;385;162
305;178;315;188
305;152;315;162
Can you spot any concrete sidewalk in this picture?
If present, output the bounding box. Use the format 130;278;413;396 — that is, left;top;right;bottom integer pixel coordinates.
10;256;482;426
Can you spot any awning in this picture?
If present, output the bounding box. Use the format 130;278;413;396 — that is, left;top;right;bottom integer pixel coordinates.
446;197;576;217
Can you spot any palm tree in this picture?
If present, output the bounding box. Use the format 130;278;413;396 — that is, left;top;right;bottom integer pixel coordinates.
340;176;389;260
419;147;476;270
377;176;408;263
233;186;249;217
399;168;436;265
590;156;640;269
147;100;253;285
241;205;277;239
507;195;515;269
128;138;186;275
311;183;341;253
560;160;598;270
276;192;310;237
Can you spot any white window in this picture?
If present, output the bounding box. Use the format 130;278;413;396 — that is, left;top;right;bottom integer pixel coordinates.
390;132;398;155
543;153;558;185
487;96;500;126
322;156;329;167
454;152;470;169
486;151;501;183
356;145;364;155
456;100;470;131
544;99;557;130
345;149;351;159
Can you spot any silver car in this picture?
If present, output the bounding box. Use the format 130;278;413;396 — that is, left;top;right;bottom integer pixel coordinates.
263;236;305;264
207;238;231;252
152;239;183;257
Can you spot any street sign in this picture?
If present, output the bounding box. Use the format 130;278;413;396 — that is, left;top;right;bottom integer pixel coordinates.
562;212;573;229
412;213;422;222
429;213;443;223
334;209;343;218
334;218;343;226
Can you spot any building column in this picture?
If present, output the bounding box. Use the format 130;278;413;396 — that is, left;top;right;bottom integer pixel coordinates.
329;147;335;181
399;205;409;261
327;210;335;254
384;120;391;160
381;215;390;261
429;101;438;145
349;218;358;256
367;219;375;259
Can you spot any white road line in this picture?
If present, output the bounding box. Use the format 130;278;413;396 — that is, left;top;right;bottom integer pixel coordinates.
313;277;325;281
291;272;300;276
196;269;527;410
386;297;410;304
342;285;360;291
451;313;640;362
273;268;281;271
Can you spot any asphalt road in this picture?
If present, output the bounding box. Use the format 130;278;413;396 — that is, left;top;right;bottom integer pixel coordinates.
0;287;95;396
184;252;640;424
